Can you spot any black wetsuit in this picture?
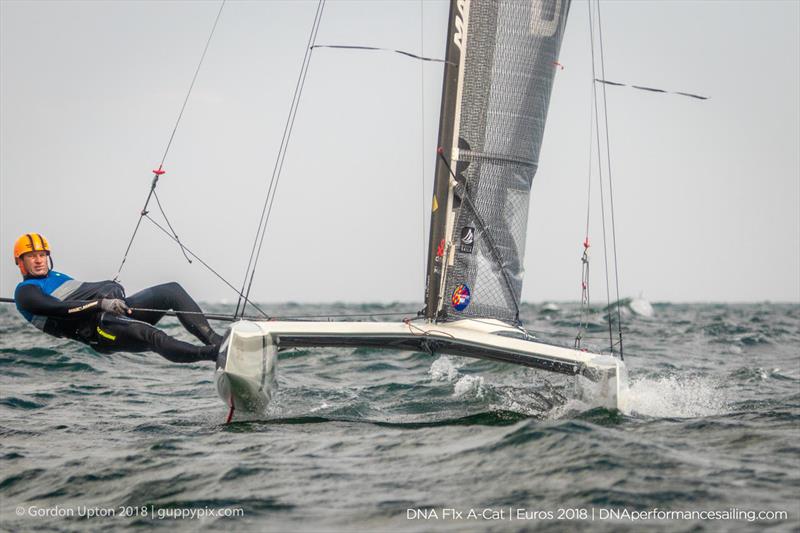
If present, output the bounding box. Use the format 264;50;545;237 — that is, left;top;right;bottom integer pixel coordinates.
15;277;221;363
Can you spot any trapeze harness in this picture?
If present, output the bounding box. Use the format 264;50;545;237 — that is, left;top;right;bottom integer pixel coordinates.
15;271;220;363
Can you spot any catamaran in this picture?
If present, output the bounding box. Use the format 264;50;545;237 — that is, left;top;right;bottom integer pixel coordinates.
215;0;628;417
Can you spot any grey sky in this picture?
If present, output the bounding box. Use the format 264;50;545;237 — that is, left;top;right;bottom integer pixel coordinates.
1;0;798;304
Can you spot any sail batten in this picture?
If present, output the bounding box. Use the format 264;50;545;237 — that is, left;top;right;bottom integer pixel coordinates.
458;148;538;168
425;0;571;324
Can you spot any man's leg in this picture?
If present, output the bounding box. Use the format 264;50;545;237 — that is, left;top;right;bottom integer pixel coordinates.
97;313;218;363
125;282;221;346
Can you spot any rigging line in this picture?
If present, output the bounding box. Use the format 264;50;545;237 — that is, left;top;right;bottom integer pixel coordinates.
584;89;594;242
404;321;457;340
158;0;226;169
0;298;253;321
240;1;324;315
232;1;319;319
118;306;417;322
310;44;452;65
142;214;270;318
113;0;226;281
596;0;624;360
436;151;522;325
275;310;420;319
152;190;192;264
114;171;163;281
595;79;709;100
234;0;325;320
0;297;421;322
114;201;148;281
587;0;614;356
466;316;530;336
576;248;591;348
420;0;427;300
241;0;326;317
124;307;247;322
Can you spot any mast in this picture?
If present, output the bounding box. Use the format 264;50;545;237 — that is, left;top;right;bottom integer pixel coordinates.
424;0;469;321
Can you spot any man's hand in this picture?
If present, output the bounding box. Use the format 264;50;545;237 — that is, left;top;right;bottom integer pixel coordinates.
100;298;131;316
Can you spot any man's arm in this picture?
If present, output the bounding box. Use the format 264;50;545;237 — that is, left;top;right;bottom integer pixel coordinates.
14;284;101;318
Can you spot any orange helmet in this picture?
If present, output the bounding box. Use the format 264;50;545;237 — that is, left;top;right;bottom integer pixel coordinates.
13;233;51;276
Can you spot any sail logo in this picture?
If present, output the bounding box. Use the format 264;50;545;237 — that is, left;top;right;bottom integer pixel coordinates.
451;284;471;311
453;0;468;51
460;226;474;254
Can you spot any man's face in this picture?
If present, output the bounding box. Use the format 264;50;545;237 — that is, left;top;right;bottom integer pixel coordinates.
21;251;49;277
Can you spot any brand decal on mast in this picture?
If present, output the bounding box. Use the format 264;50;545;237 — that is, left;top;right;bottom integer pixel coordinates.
451;284;471;311
453;0;467;51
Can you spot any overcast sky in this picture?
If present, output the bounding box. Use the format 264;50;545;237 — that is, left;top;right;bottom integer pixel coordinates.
1;0;798;305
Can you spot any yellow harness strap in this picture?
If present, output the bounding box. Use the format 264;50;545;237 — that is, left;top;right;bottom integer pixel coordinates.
96;327;116;341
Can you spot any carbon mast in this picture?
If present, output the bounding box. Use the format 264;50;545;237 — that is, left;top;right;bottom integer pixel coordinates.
424;0;470;322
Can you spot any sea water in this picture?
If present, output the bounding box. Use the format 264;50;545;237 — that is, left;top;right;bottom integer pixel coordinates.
1;302;798;531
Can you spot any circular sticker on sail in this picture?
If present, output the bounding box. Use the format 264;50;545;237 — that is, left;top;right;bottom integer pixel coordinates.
451;284;471;311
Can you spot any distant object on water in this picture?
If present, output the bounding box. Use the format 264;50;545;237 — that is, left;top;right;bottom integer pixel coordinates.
606;297;655;318
540;302;561;313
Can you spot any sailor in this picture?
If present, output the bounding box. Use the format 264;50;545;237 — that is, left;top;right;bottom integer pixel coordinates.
12;233;222;363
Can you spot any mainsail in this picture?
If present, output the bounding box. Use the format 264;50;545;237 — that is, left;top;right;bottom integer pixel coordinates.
424;0;571;324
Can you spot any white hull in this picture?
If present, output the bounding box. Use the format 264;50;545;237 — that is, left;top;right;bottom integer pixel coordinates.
215;321;277;413
215;318;626;414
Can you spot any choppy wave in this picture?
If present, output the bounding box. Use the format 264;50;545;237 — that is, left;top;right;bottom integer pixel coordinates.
622;374;729;418
1;302;798;531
